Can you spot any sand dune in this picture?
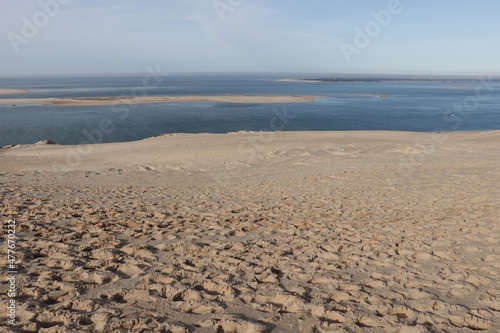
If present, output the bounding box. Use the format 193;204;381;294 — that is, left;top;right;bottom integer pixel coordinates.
0;95;316;107
0;131;499;332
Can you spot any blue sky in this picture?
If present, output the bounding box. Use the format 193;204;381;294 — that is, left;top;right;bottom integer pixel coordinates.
1;0;499;76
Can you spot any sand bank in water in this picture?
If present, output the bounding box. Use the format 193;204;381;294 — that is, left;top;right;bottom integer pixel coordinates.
0;94;316;106
0;88;28;95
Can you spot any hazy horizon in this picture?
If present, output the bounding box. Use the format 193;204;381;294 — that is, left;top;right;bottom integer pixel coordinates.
1;0;499;76
1;72;499;80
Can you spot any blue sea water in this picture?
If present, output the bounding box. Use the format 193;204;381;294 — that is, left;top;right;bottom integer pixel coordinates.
0;74;499;146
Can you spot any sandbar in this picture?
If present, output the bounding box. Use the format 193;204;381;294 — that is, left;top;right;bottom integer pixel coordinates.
0;88;28;95
275;78;322;83
0;94;316;106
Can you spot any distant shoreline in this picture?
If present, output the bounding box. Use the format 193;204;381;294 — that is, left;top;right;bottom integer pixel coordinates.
275;78;322;83
276;78;499;83
0;88;28;95
0;94;316;106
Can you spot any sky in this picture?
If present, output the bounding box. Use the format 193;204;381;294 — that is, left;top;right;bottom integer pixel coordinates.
0;0;499;76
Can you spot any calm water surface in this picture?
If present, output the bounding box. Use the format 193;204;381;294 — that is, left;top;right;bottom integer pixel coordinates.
0;74;499;146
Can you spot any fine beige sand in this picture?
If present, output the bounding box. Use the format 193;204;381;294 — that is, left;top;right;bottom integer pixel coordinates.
0;89;28;95
0;131;499;332
0;95;316;107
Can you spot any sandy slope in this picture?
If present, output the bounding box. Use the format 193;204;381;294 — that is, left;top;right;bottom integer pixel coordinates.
0;131;499;332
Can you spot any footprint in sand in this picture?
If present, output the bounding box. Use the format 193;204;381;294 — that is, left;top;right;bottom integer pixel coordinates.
484;297;500;312
446;283;477;299
311;305;347;324
35;311;68;330
202;280;233;294
448;314;492;331
15;304;36;322
42;289;79;306
356;314;387;328
407;288;433;300
173;288;204;302
388;305;414;320
253;294;306;314
217;319;268;333
182;301;224;315
145;273;174;285
108;290;154;305
116;263;145;277
119;243;157;260
107;317;162;331
69;299;99;312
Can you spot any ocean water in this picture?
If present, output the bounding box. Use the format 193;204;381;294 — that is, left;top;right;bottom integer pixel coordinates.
0;74;499;146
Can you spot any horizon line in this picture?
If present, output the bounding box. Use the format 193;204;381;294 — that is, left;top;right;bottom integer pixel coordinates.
0;71;499;79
